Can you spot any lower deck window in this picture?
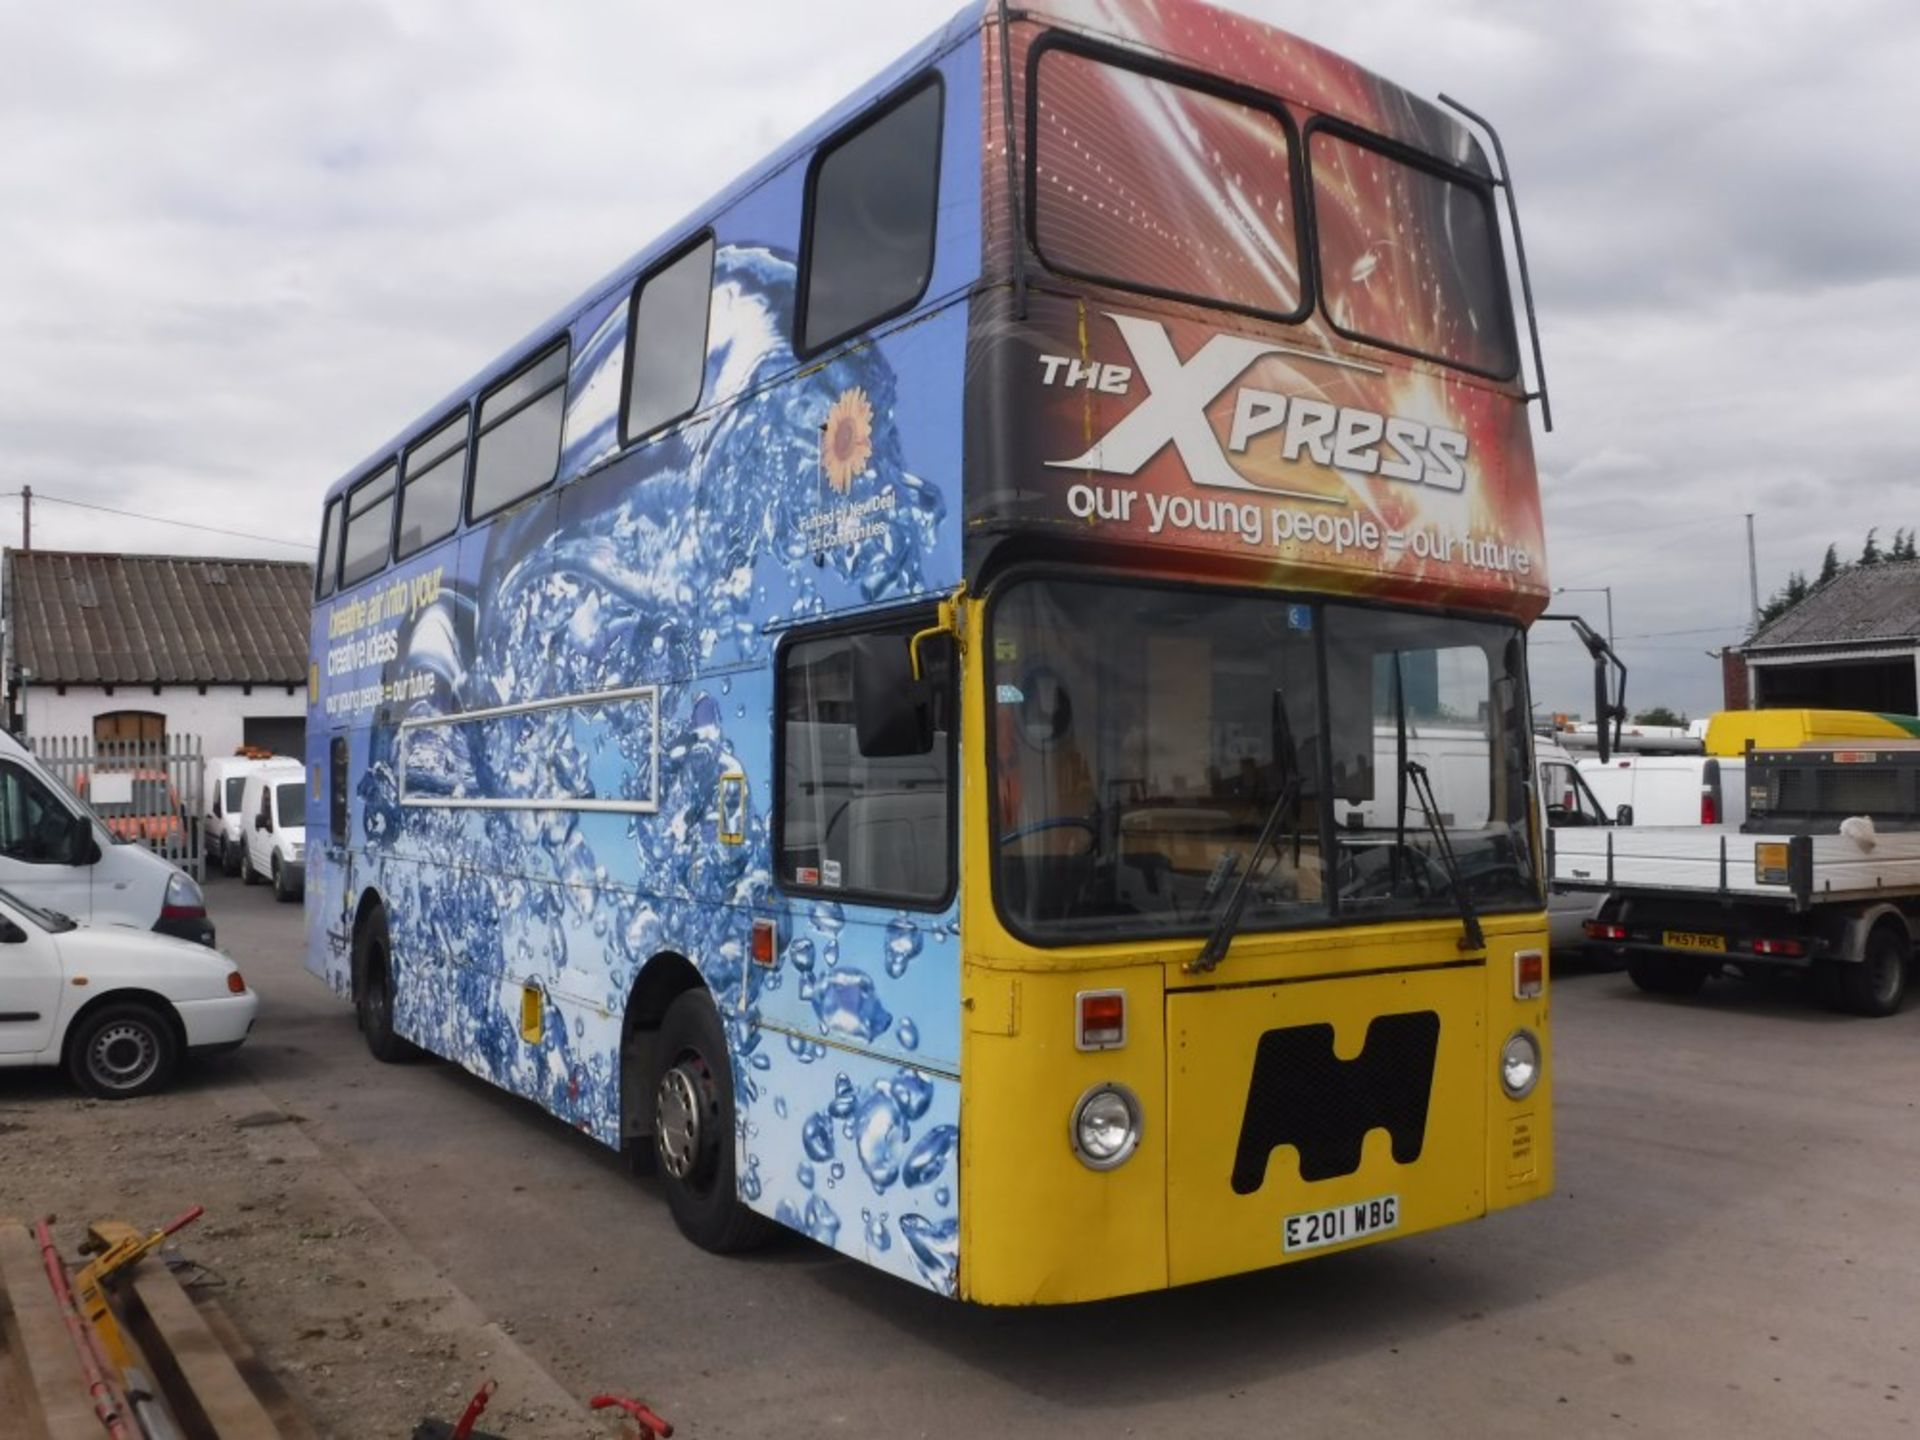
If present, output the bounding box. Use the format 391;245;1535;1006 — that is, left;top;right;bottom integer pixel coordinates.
778;620;954;905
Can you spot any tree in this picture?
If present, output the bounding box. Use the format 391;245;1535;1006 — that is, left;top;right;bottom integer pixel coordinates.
1758;569;1810;626
1860;528;1883;566
1896;529;1918;563
1633;705;1687;728
1818;543;1841;585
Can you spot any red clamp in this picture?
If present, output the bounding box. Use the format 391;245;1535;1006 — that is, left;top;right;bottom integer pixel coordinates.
450;1378;497;1440
590;1393;675;1439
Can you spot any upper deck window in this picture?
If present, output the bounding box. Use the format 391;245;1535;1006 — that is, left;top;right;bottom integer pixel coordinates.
1309;128;1515;378
1031;44;1305;321
339;464;397;590
315;497;341;599
799;79;944;355
623;234;715;443
469;340;568;521
397;410;470;559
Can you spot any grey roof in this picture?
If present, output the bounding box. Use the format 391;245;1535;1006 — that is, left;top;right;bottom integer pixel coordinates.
4;549;313;686
1746;559;1920;652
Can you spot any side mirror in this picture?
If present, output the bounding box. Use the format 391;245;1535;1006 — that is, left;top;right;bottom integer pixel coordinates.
851;634;933;758
1614;803;1634;828
68;813;100;865
1592;657;1613;766
256;814;271;832
0;918;24;944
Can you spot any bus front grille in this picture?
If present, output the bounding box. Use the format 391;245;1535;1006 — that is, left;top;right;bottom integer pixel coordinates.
1229;1010;1441;1192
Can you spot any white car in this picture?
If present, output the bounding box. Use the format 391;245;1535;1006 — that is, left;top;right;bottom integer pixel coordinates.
0;887;256;1097
237;762;307;902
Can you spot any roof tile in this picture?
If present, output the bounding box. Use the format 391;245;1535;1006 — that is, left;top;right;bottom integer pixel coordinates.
4;550;312;685
1746;559;1920;651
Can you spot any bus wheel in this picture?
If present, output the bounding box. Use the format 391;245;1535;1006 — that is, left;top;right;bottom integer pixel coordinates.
1626;958;1707;997
651;992;775;1253
1827;926;1910;1018
354;911;419;1063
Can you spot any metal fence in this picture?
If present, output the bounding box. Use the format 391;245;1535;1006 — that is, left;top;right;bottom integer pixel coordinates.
29;733;207;880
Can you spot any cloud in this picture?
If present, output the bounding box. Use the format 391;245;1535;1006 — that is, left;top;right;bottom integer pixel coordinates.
3;0;1918;722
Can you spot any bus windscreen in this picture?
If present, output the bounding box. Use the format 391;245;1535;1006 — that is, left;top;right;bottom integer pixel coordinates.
989;577;1534;944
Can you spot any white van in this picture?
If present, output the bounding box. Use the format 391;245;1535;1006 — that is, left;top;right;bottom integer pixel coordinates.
238;761;307;901
1536;736;1618;952
1348;726;1616;952
0;730;213;945
1578;754;1747;829
204;752;285;876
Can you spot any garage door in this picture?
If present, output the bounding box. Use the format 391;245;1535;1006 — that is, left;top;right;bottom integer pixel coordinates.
244;716;305;759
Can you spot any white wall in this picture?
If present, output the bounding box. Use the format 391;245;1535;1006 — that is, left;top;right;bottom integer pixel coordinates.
18;682;305;760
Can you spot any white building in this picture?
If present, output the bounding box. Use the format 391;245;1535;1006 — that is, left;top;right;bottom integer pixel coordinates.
3;549;311;758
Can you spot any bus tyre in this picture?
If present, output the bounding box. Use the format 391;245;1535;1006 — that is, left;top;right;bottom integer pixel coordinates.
651;991;775;1254
1827;926;1909;1018
355;911;420;1064
1626;958;1707;997
66;1002;179;1099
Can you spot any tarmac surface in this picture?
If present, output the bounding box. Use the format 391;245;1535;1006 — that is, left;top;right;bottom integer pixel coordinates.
16;876;1920;1437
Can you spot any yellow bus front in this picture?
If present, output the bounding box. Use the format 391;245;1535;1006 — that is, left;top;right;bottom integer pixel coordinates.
952;578;1551;1305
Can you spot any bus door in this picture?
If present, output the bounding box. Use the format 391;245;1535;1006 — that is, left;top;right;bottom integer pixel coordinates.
765;613;960;1078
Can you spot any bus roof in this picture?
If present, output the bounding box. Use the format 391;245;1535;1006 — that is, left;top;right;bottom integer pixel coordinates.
319;3;983;509
1021;0;1489;174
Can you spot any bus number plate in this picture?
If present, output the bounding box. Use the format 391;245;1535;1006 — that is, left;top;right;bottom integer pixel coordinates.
1663;930;1726;952
1283;1195;1398;1253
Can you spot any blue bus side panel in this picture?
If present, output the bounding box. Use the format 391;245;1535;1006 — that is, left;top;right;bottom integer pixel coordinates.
306;38;979;1296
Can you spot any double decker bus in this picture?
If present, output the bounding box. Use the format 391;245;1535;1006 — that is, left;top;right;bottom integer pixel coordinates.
306;0;1554;1303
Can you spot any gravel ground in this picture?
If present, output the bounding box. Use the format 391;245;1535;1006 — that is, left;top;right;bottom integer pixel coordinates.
0;958;614;1437
6;877;1919;1438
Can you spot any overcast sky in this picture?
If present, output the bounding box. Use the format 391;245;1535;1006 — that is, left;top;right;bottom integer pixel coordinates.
4;0;1918;717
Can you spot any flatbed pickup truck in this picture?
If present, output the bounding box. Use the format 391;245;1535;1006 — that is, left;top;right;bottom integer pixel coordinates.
1551;743;1920;1016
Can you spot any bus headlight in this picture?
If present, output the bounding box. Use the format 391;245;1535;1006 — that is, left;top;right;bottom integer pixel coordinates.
1070;1083;1141;1170
1500;1029;1542;1099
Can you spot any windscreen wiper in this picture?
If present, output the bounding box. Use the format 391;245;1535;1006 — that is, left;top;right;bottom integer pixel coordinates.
1189;694;1300;975
1403;760;1486;952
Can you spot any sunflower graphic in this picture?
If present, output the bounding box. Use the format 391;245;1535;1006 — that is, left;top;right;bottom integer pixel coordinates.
821;387;874;494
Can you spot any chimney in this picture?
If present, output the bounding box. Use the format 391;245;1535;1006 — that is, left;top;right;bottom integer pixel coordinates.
1721;647;1750;710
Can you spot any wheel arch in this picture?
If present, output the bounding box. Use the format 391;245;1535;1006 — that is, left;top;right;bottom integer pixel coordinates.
349;886;388;1000
1833;903;1912;963
619;951;709;1146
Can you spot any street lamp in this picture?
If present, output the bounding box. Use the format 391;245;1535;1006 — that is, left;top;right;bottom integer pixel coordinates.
1553;586;1613;652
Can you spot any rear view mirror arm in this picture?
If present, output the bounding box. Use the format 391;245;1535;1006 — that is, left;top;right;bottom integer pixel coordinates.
1538;612;1628;764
